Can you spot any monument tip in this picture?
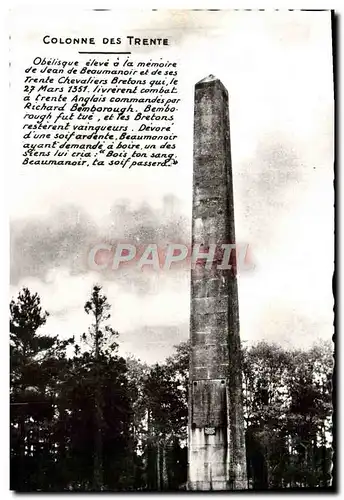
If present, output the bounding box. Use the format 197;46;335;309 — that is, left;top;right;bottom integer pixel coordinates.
195;75;228;95
196;74;218;85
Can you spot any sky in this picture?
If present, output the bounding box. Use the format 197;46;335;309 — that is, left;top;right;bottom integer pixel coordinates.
9;10;334;363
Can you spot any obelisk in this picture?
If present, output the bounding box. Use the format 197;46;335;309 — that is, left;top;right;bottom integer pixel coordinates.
188;75;247;490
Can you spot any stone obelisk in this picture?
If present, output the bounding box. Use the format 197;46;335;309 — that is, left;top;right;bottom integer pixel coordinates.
188;75;247;490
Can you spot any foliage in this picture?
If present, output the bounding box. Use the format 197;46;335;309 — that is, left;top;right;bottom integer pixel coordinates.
243;341;333;489
10;287;333;491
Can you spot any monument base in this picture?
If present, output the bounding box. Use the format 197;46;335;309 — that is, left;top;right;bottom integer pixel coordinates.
188;428;229;490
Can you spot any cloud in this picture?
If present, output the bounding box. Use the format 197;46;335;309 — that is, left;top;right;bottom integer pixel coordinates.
9;10;333;362
10;205;99;285
10;266;190;364
10;194;191;291
233;137;305;249
117;324;189;364
256;306;333;350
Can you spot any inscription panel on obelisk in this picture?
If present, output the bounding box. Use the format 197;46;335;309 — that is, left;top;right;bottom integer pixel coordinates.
188;75;247;491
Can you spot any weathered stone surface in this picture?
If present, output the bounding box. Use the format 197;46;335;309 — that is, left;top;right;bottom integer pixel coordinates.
191;277;228;299
188;76;247;490
190;310;228;336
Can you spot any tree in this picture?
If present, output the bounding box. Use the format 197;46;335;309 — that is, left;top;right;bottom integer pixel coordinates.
82;285;119;357
242;340;333;489
10;287;333;491
58;351;133;491
10;288;73;491
285;342;333;488
143;342;189;490
81;285;119;490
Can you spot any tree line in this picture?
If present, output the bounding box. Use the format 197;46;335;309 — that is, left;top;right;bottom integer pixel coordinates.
10;286;333;491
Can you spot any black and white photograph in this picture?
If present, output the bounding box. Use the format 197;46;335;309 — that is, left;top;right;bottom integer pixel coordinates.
8;8;334;491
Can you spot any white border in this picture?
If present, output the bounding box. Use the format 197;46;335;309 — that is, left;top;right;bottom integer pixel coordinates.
2;2;340;498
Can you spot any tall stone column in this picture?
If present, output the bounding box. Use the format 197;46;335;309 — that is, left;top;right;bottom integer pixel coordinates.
188;75;247;491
